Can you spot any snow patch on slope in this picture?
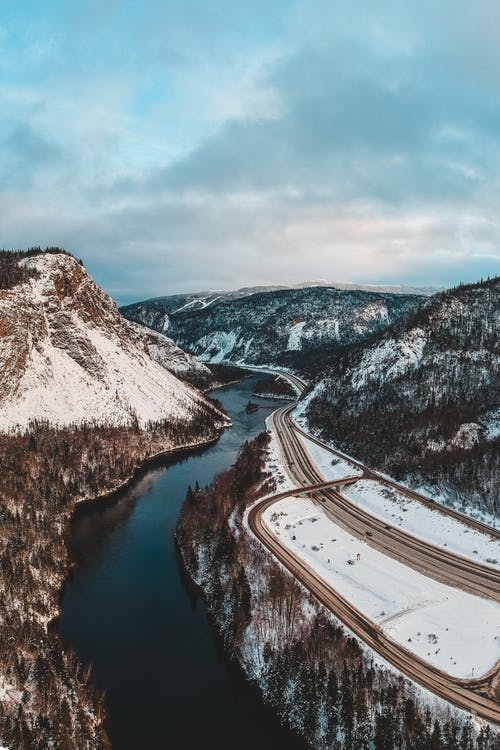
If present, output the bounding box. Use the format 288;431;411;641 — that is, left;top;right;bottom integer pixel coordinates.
0;253;216;432
286;321;306;351
352;328;427;389
193;330;241;363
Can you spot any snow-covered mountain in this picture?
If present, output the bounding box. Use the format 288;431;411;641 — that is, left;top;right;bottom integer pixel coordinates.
124;280;435;322
0;250;220;432
300;277;499;515
122;286;424;372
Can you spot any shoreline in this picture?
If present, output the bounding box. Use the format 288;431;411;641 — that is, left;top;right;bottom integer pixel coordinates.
51;422;228;742
205;374;253;392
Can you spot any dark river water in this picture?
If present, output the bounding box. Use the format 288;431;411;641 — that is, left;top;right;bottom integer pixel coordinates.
59;375;306;750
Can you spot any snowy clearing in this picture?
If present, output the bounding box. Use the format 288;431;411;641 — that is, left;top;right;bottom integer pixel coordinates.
299;435;362;481
264;415;297;492
342;480;500;570
263;496;500;679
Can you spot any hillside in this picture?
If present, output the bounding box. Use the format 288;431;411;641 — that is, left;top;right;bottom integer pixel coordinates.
0;250;218;432
299;277;499;516
122;286;424;373
0;249;228;749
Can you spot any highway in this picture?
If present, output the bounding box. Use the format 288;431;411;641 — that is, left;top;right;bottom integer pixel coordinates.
247;370;500;723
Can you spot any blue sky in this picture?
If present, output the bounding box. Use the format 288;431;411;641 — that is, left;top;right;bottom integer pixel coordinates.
1;1;499;303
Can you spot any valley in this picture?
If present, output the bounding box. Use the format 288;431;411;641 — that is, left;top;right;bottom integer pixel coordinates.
0;249;498;749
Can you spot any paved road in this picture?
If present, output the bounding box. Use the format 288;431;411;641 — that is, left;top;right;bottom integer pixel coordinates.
273;401;500;602
247;371;500;723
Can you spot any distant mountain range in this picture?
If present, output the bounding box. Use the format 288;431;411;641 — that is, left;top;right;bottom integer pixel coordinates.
123;279;436;318
121;285;425;370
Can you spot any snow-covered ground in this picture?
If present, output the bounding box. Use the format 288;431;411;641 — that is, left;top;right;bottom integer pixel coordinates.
264;414;297;492
263;496;500;679
300;435;362;481
342;480;500;570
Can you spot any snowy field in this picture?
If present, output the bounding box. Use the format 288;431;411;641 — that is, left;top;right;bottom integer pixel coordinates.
342;480;500;570
262;496;500;679
300;435;362;481
264;416;297;492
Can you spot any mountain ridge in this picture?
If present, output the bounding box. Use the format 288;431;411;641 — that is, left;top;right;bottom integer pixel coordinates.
0;250;222;432
122;285;425;371
299;276;499;516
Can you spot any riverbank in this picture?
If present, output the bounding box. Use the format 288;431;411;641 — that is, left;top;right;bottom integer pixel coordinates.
0;404;227;750
59;375;306;749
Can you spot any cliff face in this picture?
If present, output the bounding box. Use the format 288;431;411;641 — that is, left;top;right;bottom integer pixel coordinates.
0;252;219;432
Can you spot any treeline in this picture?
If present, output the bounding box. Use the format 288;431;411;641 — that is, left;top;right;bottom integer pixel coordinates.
0;401;226;750
176;435;498;750
308;386;499;517
0;247;79;290
208;362;252;385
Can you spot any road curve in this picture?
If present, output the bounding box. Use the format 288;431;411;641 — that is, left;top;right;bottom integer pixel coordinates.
246;369;500;722
272;402;500;602
248;492;500;723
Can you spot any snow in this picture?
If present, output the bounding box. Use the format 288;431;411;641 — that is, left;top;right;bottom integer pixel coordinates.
0;328;203;431
299;435;362;481
483;409;500;439
264;414;297;492
352;328;427;389
292;382;324;427
342;480;500;570
0;254;211;431
194;330;240;362
450;422;484;449
263;496;500;679
175;294;222;313
287;321;307;351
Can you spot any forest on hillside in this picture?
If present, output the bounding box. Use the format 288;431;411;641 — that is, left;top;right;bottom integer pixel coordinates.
0;401;224;750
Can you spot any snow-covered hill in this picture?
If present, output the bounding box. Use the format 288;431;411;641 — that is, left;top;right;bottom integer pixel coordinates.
0;251;221;432
123;279;435;322
300;277;499;516
122;286;424;373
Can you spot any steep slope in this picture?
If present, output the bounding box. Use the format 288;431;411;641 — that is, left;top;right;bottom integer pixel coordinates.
300;277;499;516
122;286;424;373
0;251;221;432
127;320;212;388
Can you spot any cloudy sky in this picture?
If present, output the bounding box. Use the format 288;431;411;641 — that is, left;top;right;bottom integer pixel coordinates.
1;1;499;303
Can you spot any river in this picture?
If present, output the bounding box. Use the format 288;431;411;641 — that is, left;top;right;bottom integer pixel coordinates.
59;374;307;750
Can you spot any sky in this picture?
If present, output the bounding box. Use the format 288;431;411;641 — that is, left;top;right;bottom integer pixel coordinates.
1;1;499;304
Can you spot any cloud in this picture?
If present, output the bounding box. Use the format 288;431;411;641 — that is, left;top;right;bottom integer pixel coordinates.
1;123;62;187
0;0;499;303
